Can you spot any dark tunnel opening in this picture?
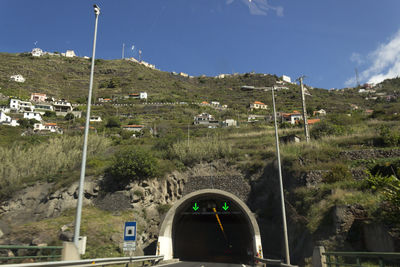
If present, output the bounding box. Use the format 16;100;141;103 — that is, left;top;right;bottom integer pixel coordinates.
172;196;254;264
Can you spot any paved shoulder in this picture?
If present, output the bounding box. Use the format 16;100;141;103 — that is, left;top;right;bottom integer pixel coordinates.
158;261;249;267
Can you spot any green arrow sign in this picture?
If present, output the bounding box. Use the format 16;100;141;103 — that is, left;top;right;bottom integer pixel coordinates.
222;202;229;211
193;202;199;211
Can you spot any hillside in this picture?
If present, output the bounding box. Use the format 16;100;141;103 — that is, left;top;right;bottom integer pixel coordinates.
0;52;400;265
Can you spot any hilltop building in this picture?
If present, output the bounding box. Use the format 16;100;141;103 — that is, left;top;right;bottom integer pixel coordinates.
194;113;218;126
65;50;76;58
31;48;43;57
10;74;25;83
281;75;291;83
281;111;303;125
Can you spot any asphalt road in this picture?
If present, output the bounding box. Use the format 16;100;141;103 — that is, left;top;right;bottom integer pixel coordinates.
158;261;250;267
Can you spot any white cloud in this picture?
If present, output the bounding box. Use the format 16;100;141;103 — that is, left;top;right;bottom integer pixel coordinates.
226;0;284;16
350;52;363;65
345;29;400;86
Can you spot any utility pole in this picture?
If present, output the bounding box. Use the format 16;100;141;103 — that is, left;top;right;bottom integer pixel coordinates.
122;43;125;59
355;68;360;87
298;76;310;143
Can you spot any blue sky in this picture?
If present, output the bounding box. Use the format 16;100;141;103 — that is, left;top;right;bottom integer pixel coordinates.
1;0;400;89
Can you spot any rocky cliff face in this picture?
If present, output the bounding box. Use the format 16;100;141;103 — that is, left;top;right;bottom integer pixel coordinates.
0;159;398;264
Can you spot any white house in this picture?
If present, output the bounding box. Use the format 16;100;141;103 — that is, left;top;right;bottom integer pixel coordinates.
221;119;237;127
10;75;25;83
281;111;303;125
31;93;47;102
140;92;148;99
313;109;327;116
89;116;102;122
122;125;144;132
24;112;42;121
31;48;43;57
0;111;11;124
250;101;268;110
34;122;62;133
281;75;291;83
211;101;220;106
194;113;218;125
53;100;73;112
10;99;35;112
140;61;156;69
65;50;76;57
179;72;189;78
9;119;20;127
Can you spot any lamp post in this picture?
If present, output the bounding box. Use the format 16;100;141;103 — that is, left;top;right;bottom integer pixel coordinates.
271;87;291;265
242;85;291;265
73;4;100;248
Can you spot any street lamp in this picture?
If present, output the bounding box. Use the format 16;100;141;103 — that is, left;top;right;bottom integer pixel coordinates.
243;86;291;265
73;4;100;248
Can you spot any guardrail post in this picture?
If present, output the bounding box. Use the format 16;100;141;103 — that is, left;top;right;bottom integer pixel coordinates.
312;246;327;267
379;258;384;267
356;257;360;267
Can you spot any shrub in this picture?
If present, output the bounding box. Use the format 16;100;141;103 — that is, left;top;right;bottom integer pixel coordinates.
322;164;352;183
106;117;121;128
107;147;158;184
378;125;400;147
64;113;75;121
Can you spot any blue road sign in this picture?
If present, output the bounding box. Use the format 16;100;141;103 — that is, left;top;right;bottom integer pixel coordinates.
124;222;137;241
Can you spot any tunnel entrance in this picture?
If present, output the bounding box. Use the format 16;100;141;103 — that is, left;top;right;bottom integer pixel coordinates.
158;189;263;262
173;196;253;263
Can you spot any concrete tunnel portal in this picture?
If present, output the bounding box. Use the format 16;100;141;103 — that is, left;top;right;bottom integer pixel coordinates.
158;189;263;263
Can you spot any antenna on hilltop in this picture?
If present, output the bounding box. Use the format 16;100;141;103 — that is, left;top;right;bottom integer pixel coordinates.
355;68;360;87
34;41;38;48
122;43;125;59
139;50;142;62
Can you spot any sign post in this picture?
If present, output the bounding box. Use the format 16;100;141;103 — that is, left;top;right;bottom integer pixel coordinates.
123;222;137;256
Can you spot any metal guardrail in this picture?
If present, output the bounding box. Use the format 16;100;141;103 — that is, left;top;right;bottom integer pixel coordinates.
0;255;164;267
254;257;298;267
0;246;63;262
323;251;400;267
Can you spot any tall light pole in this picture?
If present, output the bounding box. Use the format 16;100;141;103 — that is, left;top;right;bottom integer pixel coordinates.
242;85;292;265
271;87;291;265
73;4;100;248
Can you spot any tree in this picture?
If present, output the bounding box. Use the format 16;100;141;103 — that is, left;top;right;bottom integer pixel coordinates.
106;117;121;128
108;147;158;183
64;113;75;121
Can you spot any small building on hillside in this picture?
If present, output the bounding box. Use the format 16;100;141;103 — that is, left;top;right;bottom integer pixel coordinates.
221;119;237;127
140;92;148;99
10;99;35;112
194;113;219;126
10;74;25;83
211;101;220;106
65;50;76;57
24;111;42;121
31;93;47;102
122;125;144;132
0;111;11;124
179;72;189;78
200;101;209;106
34;122;62;134
98;97;112;103
53;100;73;112
89;116;102;122
248;114;268;122
280;134;301;144
281;111;303;125
31;48;43;57
313;109;326;116
281;75;291;83
250;101;268;110
307;118;321;125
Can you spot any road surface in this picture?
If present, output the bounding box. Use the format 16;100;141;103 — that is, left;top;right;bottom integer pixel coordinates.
158;262;251;267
